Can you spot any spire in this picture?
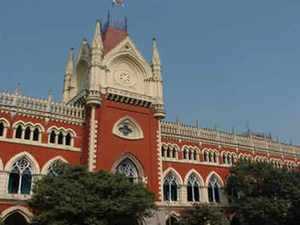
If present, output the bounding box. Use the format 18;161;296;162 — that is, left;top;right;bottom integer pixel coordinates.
151;38;161;66
65;48;75;74
92;20;103;51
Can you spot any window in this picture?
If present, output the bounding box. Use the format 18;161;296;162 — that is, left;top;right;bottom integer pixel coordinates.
50;131;56;143
208;175;221;203
48;159;65;176
204;151;208;162
15;125;22;139
8;157;32;194
187;174;200;202
33;128;39;141
0;122;4;137
58;132;64;145
24;127;31;140
65;133;71;146
163;173;179;202
117;159;138;183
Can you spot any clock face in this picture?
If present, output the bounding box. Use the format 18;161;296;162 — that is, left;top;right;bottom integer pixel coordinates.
114;70;136;87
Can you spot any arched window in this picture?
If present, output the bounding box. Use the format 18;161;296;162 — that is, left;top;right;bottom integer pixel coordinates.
24;127;31;140
58;132;64;145
15;125;23;139
167;148;171;158
3;212;29;225
172;149;176;159
223;154;227;164
209;152;213;162
204;151;208;162
161;147;165;157
0;122;4;137
188;151;192;160
8;157;32;194
187;173;200;202
163;173;179;202
50;130;56;143
117;159;138;183
48;159;65;176
193;151;197;160
65;133;71;146
183;150;187;159
208;175;221;203
213;152;218;163
33;128;39;141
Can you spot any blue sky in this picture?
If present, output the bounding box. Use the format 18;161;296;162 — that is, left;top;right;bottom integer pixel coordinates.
0;0;300;144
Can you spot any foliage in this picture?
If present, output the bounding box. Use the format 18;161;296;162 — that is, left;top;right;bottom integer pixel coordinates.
178;204;230;225
28;164;156;225
225;161;300;225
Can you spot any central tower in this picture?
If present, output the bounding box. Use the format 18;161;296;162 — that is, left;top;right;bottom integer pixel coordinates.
62;16;166;199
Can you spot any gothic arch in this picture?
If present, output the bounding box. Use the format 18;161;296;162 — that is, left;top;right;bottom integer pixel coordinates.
0;118;10;127
112;116;144;140
184;169;204;186
1;206;33;223
163;168;183;185
205;171;224;186
111;152;145;178
5;152;40;174
41;156;68;175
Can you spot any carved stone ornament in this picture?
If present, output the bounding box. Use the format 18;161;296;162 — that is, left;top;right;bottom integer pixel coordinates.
114;70;136;87
112;116;144;140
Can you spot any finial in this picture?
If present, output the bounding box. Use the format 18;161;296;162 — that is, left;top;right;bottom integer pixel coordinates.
196;120;199;128
15;83;20;95
232;127;236;135
152;37;161;66
213;121;217;130
176;116;180;124
47;89;52;103
107;10;111;26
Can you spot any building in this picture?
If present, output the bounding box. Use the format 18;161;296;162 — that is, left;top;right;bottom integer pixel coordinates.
0;16;299;225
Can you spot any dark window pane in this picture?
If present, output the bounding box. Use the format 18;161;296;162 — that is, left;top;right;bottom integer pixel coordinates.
65;133;71;146
15;125;22;139
24;127;31;140
171;183;177;201
163;183;169;201
214;184;221;203
21;173;32;194
8;173;20;194
50;131;56;143
187;185;193;202
208;184;214;202
58;132;63;144
0;122;4;136
194;184;200;201
33;128;39;141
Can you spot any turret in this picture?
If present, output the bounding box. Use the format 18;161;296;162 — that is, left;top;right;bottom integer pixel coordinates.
86;20;104;106
151;38;166;119
62;48;75;103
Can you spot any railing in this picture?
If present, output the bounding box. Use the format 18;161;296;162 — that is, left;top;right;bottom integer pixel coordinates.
0;92;85;123
161;121;300;156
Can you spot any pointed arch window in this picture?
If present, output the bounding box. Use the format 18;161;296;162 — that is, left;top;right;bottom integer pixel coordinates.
187;173;201;202
8;157;32;194
0;122;4;137
15;125;23;139
50;131;56;143
117;159;139;183
33;128;39;141
58;132;64;145
208;175;221;203
24;127;31;140
163;173;179;202
65;133;72;146
48;159;65;176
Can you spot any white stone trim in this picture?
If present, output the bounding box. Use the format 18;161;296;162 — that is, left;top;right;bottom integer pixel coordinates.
205;171;224;186
4;151;40;174
0;138;81;152
157;121;163;201
112;116;144;140
1;206;33;223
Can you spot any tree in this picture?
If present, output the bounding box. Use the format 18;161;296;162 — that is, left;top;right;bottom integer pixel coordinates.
28;164;156;225
225;161;300;225
178;204;230;225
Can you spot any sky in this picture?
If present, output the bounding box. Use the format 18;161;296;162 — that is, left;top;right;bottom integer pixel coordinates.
0;0;300;144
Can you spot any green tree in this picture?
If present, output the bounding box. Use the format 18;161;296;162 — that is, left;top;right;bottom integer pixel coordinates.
178;204;230;225
28;164;156;225
225;161;300;225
